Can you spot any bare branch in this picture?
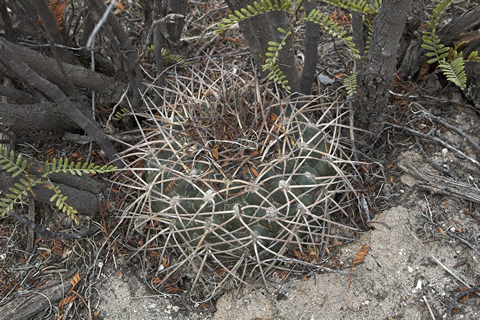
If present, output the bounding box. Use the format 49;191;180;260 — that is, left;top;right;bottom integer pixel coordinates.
0;37;123;167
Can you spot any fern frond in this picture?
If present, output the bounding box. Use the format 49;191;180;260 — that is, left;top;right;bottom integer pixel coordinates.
301;9;360;59
160;47;187;67
467;51;480;62
264;62;291;92
422;0;453;64
0;178;31;217
1;147;115;221
422;32;449;64
439;56;467;90
261;24;295;93
49;184;79;223
44;158;117;176
321;0;373;13
426;0;453;31
360;12;377;58
0;146;28;178
372;0;382;11
215;0;295;34
421;0;470;92
114;107;131;120
344;73;357;96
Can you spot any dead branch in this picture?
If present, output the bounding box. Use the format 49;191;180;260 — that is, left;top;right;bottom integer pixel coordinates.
0;277;72;320
386;122;480;167
0;85;40;104
0;38;123;167
1;37;125;102
398;157;480;203
85;0;143;107
0;101;80;133
7;210;98;240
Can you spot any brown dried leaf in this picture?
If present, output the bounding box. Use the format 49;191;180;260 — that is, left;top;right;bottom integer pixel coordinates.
70;273;81;288
58;294;77;310
49;0;67;33
349;245;370;287
116;1;125;11
164;283;182;294
53;239;63;256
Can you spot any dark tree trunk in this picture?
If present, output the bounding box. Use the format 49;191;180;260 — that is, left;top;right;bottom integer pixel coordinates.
0;38;123;167
160;0;188;49
224;0;300;93
149;0;188;84
85;0;143;107
0;37;125;103
224;0;266;78
299;0;319;94
0;101;79;133
0;277;73;320
353;0;412;146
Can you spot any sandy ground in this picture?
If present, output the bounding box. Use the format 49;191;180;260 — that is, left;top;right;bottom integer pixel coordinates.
94;204;480;319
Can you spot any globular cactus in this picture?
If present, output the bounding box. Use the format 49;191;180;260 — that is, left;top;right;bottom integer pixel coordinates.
144;109;337;257
117;60;357;300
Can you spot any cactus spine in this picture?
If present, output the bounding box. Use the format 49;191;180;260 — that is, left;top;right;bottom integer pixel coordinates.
117;59;357;300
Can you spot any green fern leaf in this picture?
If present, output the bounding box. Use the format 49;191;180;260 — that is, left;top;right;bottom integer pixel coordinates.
439;57;467;90
62;158;68;173
0;146;28;178
301;11;359;59
344;73;358;97
246;5;257;15
0;184;30;217
467;51;480;62
322;0;372;13
49;184;79;223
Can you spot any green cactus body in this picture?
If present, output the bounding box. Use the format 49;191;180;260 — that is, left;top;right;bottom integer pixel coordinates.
142;103;341;260
115;57;360;303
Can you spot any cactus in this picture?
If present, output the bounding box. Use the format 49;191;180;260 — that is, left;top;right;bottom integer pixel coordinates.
117;59;357;300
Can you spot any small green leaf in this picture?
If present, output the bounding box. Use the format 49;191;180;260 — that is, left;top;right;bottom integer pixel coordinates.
12;170;23;178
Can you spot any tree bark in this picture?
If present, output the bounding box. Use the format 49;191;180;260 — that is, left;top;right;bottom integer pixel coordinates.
466;61;480;110
267;9;300;92
85;0;143;107
0;101;79;133
160;0;187;49
224;0;267;78
0;38;123;167
353;0;412;146
299;0;319;94
0;85;40;104
0;277;72;320
0;0;17;43
0;37;125;103
224;0;300;93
